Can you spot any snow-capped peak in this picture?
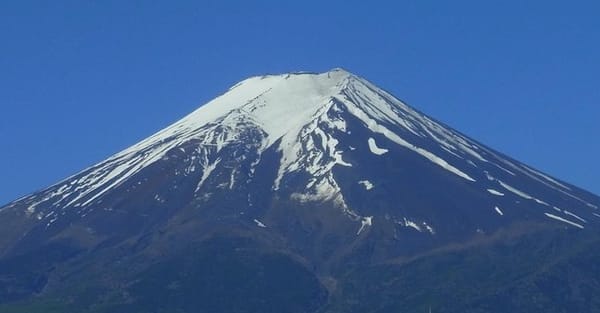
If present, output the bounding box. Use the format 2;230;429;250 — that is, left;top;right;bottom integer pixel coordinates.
120;69;353;157
6;69;598;235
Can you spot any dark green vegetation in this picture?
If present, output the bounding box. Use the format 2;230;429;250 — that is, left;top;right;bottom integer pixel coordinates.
328;228;600;313
126;237;326;313
1;226;599;313
0;242;82;303
0;235;327;313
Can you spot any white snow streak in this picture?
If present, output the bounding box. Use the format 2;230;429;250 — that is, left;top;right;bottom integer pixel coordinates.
228;169;237;189
498;180;535;200
498;180;550;206
340;94;475;182
563;210;587;223
544;213;584;229
487;189;505;196
195;158;221;193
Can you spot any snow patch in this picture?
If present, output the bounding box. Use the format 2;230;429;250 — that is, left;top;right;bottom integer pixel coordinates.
422;222;436;234
367;138;388;155
291;173;348;210
154;194;165;203
358;180;374;190
396;217;432;233
403;218;422;232
46;215;58;228
253;219;267;228
25;205;36;216
356;216;373;235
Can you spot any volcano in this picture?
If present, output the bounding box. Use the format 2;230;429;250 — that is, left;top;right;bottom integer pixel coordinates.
1;69;599;313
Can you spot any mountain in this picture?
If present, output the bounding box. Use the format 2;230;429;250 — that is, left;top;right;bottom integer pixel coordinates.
1;68;599;313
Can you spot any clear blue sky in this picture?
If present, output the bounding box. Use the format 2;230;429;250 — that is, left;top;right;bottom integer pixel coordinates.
1;1;599;204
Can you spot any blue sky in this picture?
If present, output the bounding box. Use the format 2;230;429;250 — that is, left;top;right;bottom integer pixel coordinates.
1;1;599;204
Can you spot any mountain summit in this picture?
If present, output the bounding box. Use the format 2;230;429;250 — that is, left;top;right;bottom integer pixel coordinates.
1;69;600;312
